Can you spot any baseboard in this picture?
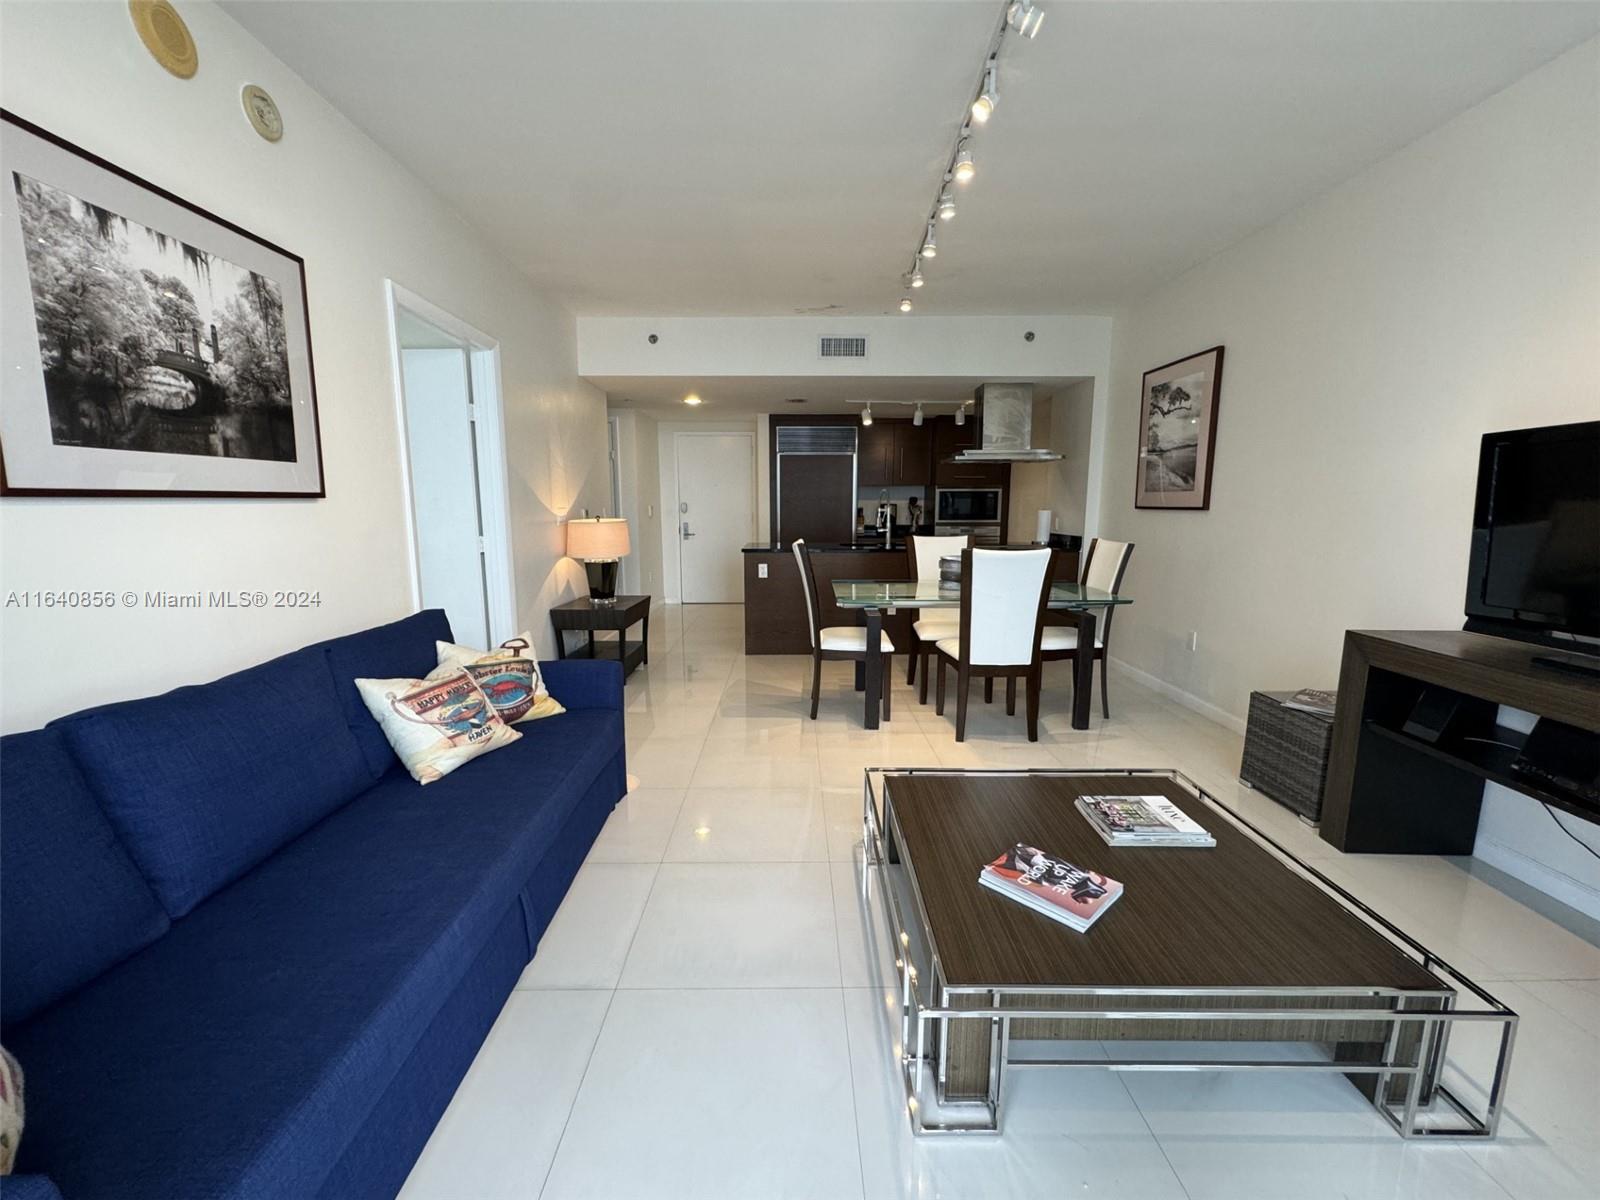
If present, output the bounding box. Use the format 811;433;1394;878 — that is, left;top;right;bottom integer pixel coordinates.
1472;835;1600;924
1108;656;1247;735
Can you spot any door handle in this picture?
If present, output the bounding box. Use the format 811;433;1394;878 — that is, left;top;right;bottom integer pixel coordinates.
682;522;695;539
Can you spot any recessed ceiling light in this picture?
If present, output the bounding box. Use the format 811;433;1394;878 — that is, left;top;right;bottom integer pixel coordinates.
683;394;702;406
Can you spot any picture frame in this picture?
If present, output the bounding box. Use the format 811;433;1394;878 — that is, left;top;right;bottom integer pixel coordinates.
1135;345;1223;510
0;111;324;497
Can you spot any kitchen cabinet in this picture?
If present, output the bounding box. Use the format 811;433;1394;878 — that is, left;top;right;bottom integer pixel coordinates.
858;420;933;488
932;416;1008;486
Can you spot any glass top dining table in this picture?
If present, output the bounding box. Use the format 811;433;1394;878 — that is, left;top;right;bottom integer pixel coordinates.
828;579;1132;731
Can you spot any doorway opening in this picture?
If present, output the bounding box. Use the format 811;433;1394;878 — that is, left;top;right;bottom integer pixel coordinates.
385;281;515;648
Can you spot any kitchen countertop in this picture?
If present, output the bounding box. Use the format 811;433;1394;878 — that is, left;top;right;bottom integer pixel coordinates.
743;541;911;554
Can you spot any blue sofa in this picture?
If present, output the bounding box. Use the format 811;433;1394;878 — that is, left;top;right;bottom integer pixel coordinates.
0;610;627;1200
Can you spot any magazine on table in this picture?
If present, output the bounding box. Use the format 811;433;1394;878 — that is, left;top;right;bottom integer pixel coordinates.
1280;688;1337;717
1076;795;1216;847
978;843;1123;932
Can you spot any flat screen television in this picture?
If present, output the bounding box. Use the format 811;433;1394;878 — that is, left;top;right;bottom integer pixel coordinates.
1463;420;1600;647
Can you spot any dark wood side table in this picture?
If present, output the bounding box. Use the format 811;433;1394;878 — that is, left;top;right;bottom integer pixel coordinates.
549;595;650;678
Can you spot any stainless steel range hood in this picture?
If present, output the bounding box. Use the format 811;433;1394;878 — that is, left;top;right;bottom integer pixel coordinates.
951;383;1061;462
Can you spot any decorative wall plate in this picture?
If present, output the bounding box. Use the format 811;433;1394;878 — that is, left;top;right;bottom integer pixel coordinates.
128;0;197;79
241;85;283;143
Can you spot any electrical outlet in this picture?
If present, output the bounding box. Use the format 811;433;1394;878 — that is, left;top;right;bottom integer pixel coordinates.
1189;631;1199;652
647;504;654;518
757;563;768;579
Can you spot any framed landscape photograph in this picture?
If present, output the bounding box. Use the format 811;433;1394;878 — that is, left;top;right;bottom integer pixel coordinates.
0;111;323;497
1135;345;1223;510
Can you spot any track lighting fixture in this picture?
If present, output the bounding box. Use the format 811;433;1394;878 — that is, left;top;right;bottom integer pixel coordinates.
936;190;956;222
913;403;924;427
1008;1;1044;38
951;142;975;184
954;404;966;427
861;404;873;426
971;60;998;123
920;222;937;258
908;265;925;288
899;297;912;313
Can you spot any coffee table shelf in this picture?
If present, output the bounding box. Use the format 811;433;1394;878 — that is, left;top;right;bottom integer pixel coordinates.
858;767;1517;1139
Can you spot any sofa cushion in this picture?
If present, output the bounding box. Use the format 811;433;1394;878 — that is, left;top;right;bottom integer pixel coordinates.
319;610;454;779
54;647;372;919
8;710;625;1200
0;728;169;1024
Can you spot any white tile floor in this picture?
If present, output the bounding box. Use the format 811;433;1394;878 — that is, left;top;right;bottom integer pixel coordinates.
400;604;1600;1200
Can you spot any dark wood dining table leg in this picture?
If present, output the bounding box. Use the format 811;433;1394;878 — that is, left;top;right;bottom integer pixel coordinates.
1070;610;1097;730
862;606;883;730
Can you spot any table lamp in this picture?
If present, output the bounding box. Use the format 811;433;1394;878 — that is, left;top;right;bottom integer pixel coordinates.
567;517;630;605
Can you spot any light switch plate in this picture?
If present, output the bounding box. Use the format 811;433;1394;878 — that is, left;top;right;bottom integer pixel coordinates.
758;563;768;579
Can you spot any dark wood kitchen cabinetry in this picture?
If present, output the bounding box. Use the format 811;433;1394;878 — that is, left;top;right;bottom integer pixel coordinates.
857;420;932;488
932;417;1008;486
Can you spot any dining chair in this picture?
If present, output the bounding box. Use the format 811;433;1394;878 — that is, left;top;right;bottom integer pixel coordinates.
1042;537;1134;720
903;532;973;698
933;547;1054;741
792;539;895;721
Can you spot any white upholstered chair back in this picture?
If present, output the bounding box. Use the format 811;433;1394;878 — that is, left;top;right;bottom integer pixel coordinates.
791;539;818;650
1084;539;1131;593
965;548;1052;665
910;535;971;581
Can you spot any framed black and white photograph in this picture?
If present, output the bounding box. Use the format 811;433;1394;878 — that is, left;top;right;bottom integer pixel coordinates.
1135;345;1223;510
1;111;323;497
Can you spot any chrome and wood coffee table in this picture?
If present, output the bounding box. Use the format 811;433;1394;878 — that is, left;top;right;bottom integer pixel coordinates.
859;768;1517;1137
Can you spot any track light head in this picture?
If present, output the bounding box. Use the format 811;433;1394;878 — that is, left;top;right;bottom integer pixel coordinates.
1008;1;1045;38
954;404;966;427
899;297;912;313
971;61;998;123
952;143;975;184
937;190;956;222
913;403;924;427
920;222;937;258
908;266;925;288
861;404;873;426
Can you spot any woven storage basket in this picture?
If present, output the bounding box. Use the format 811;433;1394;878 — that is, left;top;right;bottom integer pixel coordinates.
1239;691;1334;822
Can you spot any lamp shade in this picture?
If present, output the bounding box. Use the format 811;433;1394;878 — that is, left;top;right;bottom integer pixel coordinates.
567;517;630;561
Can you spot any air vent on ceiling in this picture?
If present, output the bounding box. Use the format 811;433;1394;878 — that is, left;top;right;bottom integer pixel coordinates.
818;336;867;359
776;425;857;454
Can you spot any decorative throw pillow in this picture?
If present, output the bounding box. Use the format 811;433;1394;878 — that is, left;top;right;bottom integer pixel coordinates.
430;632;565;723
0;1046;22;1175
354;670;520;784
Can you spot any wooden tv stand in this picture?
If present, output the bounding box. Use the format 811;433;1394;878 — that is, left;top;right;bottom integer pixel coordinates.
1320;630;1600;855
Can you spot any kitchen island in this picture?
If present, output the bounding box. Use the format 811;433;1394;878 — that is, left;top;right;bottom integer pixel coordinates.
743;541;1080;655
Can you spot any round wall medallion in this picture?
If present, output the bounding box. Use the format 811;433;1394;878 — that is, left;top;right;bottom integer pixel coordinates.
128;1;198;79
241;84;283;142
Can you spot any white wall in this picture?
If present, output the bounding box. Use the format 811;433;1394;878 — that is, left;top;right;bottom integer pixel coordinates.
578;315;1113;380
655;417;762;603
1098;38;1600;913
1008;380;1095;543
607;409;663;597
0;1;607;731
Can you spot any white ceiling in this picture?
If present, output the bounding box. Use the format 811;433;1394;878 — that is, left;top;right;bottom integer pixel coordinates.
225;1;1600;317
590;374;1086;416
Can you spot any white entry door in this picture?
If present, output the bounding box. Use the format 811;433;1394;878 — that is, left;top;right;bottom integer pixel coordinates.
676;432;754;603
400;348;490;647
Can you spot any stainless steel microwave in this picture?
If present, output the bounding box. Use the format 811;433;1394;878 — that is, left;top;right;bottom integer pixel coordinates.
935;488;1003;524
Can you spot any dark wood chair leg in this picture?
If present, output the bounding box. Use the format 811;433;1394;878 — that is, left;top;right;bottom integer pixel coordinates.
882;655;892;721
956;667;971;742
1005;675;1017;716
809;652;822;720
906;638;918;685
984;677;994;705
936;655;947;715
1026;667;1042;741
919;648;932;706
1099;650;1110;719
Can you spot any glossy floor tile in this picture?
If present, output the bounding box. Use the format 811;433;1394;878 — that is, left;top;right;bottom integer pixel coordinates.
404;602;1599;1200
